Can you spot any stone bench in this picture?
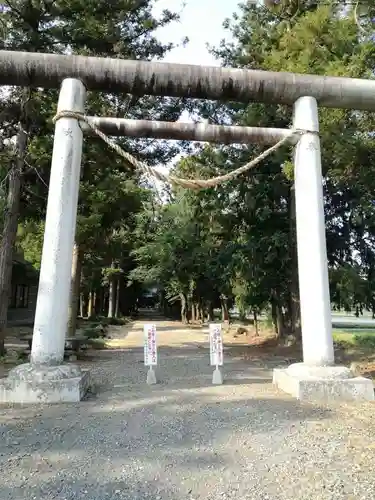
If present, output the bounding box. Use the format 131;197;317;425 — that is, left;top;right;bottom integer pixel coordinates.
21;335;89;360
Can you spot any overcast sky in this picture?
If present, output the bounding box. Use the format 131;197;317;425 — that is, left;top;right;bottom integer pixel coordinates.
152;0;240;66
149;0;242;182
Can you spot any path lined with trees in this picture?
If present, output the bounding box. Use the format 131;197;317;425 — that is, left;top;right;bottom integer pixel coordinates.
1;2;375;497
1;3;375;349
1;314;375;499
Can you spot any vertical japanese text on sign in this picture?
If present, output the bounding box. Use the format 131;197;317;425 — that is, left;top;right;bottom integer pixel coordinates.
144;324;157;366
209;324;223;366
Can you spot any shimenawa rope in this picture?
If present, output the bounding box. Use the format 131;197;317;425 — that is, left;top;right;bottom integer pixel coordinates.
53;111;301;190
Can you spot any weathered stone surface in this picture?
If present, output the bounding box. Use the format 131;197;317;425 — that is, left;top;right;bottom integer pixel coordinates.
286;362;353;380
0;362;91;404
273;363;374;402
146;367;157;385
212;367;223;385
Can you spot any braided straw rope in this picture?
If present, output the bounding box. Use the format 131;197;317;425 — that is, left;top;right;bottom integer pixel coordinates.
53;111;301;190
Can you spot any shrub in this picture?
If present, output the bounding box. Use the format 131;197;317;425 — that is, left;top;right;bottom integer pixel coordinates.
89;338;108;350
353;334;375;349
82;324;107;339
101;317;127;326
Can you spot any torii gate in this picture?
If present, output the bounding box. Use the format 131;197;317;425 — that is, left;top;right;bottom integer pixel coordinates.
0;50;373;403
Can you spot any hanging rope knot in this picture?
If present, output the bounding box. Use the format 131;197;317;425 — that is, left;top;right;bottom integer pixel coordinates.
52;110;304;190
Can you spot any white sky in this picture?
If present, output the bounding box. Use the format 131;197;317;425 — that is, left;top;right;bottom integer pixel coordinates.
152;0;240;67
149;0;242;188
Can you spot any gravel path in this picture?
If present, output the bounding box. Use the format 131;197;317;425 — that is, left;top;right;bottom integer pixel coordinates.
0;319;374;500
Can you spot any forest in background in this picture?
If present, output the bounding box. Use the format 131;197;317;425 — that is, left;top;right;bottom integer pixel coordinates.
1;0;375;355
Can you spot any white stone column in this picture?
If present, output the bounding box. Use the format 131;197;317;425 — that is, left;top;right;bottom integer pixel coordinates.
274;97;374;401
293;96;334;366
30;79;86;365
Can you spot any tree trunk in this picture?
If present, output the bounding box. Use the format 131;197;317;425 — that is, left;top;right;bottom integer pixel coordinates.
88;289;94;318
207;301;214;322
114;277;120;318
180;293;188;323
198;303;204;323
290;284;301;337
93;290;98;315
107;260;117;319
0;127;27;356
253;310;259;337
271;298;278;335
238;307;247;322
276;305;286;338
67;242;83;337
108;280;114;318
220;295;229;322
80;292;85;318
191;302;196;322
94;290;100;315
100;287;105;315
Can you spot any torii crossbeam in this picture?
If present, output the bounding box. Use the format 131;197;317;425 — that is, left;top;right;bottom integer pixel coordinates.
0;49;375;110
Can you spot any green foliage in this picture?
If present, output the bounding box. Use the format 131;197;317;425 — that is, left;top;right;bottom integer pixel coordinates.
85;316;128;327
329;265;369;313
104;317;128;326
81;324;108;339
353;334;375;349
334;329;375;350
16;221;45;270
131;146;238;316
0;0;187;324
130;1;375;330
282;160;294;181
2;0;375;334
217;2;375;327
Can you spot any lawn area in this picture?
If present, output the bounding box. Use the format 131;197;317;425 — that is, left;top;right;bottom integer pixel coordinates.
331;328;375;381
333;328;375;347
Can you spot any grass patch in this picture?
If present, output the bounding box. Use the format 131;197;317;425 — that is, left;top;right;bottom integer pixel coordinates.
0;348;28;365
332;321;375;330
81;325;107;339
89;338;109;350
333;329;375;349
78;316;131;342
104;338;137;348
81;316;130;327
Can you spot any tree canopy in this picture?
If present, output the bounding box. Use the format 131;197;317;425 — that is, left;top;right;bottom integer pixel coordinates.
1;0;375;355
131;1;375;332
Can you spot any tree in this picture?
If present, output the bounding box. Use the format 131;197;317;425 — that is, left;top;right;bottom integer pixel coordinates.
0;0;185;352
210;1;375;332
133;0;375;337
131;147;237;323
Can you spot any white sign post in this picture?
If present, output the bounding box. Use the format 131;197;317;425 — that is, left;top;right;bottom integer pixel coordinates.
144;324;157;385
209;323;223;385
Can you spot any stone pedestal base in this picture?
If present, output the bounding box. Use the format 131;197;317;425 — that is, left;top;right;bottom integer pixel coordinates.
273;363;374;402
212;367;223;385
146;367;157;385
0;363;91;404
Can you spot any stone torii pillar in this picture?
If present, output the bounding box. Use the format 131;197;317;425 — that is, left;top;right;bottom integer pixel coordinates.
0;79;90;403
273;96;374;402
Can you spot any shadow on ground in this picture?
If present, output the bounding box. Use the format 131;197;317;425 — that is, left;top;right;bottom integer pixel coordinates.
0;364;334;500
0;313;372;499
1;339;374;500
